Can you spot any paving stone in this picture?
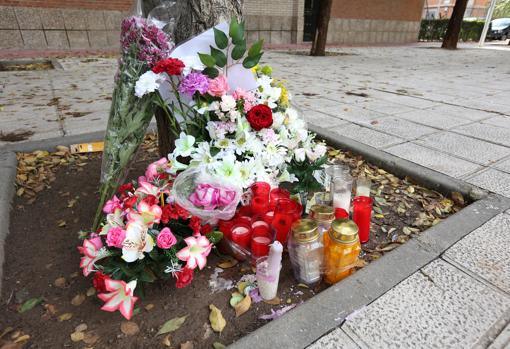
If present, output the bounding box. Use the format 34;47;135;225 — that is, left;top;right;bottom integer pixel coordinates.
331;123;405;149
0;6;18;29
343;259;510;349
21;30;47;49
88;30;109;48
302;108;349;127
398;109;472;130
45;30;69;49
484;116;510;129
308;328;360;349
14;7;42;29
354;99;417;115
426;105;494;121
467;168;510;198
488;322;510;349
386;142;482;178
453;123;510;147
62;9;88;30
444;214;510;293
67;31;90;49
416;132;510;166
364;117;438;140
493;157;510;173
0;30;23;49
39;8;64;30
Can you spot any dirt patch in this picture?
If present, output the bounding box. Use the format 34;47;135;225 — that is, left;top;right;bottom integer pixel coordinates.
1;138;465;348
0;61;54;72
0;130;34;142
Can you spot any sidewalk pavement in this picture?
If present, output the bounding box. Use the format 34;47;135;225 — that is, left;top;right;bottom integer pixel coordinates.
1;43;510;348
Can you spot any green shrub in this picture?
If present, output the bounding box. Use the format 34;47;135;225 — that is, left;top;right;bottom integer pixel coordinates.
419;19;485;42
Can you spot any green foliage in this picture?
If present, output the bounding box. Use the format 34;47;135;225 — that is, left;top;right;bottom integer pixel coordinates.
198;53;216;68
419;19;485;42
213;27;229;49
202;67;219;79
206;230;223;244
494;0;510;18
210;46;227;67
231;41;247;60
288;155;327;194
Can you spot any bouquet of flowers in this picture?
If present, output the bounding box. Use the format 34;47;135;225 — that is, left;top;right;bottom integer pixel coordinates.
93;16;174;231
80;157;221;319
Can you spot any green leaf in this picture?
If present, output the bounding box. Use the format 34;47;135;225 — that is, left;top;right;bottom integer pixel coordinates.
213;342;226;349
229;17;244;44
242;52;263;69
157;315;188;335
231;41;246;60
198;53;216;68
19;297;43;313
248;39;264;57
229;17;239;39
213;28;229;49
206;231;223;244
210;46;227;67
202;67;219;79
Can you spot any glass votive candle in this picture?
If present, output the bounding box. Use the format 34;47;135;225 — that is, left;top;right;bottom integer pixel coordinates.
352;196;373;244
251;229;273;262
251;196;269;215
237;205;252;217
251;182;271;201
335;208;349;219
356;176;372;197
231;222;252;249
272;212;294;244
269;188;290;210
218;219;235;240
331;174;353;213
252;220;270;231
325;164;350;189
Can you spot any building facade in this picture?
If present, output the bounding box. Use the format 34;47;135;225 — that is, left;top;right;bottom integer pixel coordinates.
423;0;490;19
0;0;425;50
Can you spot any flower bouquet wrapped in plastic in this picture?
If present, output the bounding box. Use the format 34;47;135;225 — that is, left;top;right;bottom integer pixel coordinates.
93;16;174;230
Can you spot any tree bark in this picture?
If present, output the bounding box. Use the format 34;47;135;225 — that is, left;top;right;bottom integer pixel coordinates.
144;0;244;157
310;0;333;56
441;0;469;49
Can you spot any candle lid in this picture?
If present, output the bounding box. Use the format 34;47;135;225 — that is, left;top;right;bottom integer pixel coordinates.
329;219;359;244
309;205;335;222
291;219;319;243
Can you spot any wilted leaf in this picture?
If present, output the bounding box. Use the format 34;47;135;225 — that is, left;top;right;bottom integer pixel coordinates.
213;342;226;349
19;297;43;313
58;313;73;321
263;296;280;305
86;287;96;297
75;324;88;332
145;303;155;311
71;294;86;306
451;191;464;206
44;303;57;315
297;283;309;289
376;243;400;252
234;295;251;317
70;331;85;342
217;258;238;269
57;220;66;227
180;341;194;349
120;321;139;336
162;335;171;347
157;315;188;336
209;304;226;333
230;292;244;308
402;226;412;236
83;332;99;345
354;259;368;268
13;335;30;344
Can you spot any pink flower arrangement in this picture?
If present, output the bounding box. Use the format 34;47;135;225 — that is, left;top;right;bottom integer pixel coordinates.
189;183;237;210
176;236;212;270
103;195;121;214
98;279;139;320
207;75;229;97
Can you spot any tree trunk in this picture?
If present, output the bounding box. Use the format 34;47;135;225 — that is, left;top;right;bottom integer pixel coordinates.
310;0;333;56
144;0;244;157
441;0;468;49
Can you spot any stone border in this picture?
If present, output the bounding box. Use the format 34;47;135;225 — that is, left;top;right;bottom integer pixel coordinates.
1;128;509;347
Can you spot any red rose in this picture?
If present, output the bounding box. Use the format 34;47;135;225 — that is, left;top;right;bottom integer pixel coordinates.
152;58;185;76
189;216;202;235
246;104;273;131
117;183;133;195
175;267;193;288
92;272;110;293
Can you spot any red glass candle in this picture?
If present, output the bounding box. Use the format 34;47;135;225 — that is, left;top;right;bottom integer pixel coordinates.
251;229;273;261
335;208;349;220
231;222;252;249
269;188;290;209
251;182;271;201
237;205;252;217
218;219;235;240
252;220;270;231
272;212;293;244
251;196;269;215
263;211;274;225
234;216;252;226
352;196;373;244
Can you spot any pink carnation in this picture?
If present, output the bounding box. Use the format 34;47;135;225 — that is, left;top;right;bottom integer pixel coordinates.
106;227;126;248
207;75;229;97
233;88;256;112
156;227;177;249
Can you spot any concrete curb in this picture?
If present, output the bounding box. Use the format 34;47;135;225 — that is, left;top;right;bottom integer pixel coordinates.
0;151;17;296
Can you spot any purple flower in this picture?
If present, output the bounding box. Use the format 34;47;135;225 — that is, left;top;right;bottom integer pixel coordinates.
179;72;209;97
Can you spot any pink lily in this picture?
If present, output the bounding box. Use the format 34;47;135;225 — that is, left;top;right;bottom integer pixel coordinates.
176;235;212;270
128;200;162;226
98;279;138;320
136;180;170;197
77;237;109;276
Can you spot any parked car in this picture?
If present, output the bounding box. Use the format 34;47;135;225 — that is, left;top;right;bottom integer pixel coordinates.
487;18;510;41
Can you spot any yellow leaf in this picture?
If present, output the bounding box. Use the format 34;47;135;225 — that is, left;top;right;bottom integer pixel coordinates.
70;331;84;342
263;296;281;305
71;293;86;306
14;334;30;343
209;304;226;333
217;258;238;269
58;313;73;321
234;295;251;317
120;321;139;336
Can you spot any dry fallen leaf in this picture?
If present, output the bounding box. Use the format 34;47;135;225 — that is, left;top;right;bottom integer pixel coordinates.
213;342;226;349
180;341;194;349
145;303;155;311
217;258;238;269
209;304;226;333
234;295;251;317
13;335;30;344
83;332;99;345
70;331;85;342
157;315;188;336
86;287;96;297
58;313;73;322
162;334;171;347
451;191;465;206
57;220;66;227
120;321;139;336
71;294;86;306
376;243;400;252
263;297;281;305
75;324;88;332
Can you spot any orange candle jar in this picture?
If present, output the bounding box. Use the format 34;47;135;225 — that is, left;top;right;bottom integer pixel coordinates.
323;219;361;284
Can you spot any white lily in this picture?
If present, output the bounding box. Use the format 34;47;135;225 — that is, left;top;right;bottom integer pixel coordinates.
174;132;195;157
121;221;154;263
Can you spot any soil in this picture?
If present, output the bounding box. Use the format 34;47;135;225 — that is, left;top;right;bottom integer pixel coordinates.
0;141;465;349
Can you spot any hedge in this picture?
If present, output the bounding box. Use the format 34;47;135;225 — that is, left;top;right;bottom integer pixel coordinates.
419;19;485;42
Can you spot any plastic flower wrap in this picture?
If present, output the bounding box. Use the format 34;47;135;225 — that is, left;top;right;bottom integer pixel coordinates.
172;167;242;224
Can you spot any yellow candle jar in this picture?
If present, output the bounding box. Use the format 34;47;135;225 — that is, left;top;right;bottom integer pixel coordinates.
323;219;361;284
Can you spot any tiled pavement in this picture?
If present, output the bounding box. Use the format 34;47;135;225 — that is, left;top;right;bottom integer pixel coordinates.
1;43;510;348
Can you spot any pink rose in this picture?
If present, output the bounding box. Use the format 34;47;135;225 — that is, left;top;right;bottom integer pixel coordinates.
106;227;126;248
189;184;220;210
218;189;236;206
103;195;121;214
207;75;229;97
157;227;177;249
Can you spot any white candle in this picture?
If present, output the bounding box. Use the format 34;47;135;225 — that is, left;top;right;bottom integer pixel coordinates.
333;188;351;212
257;241;282;300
